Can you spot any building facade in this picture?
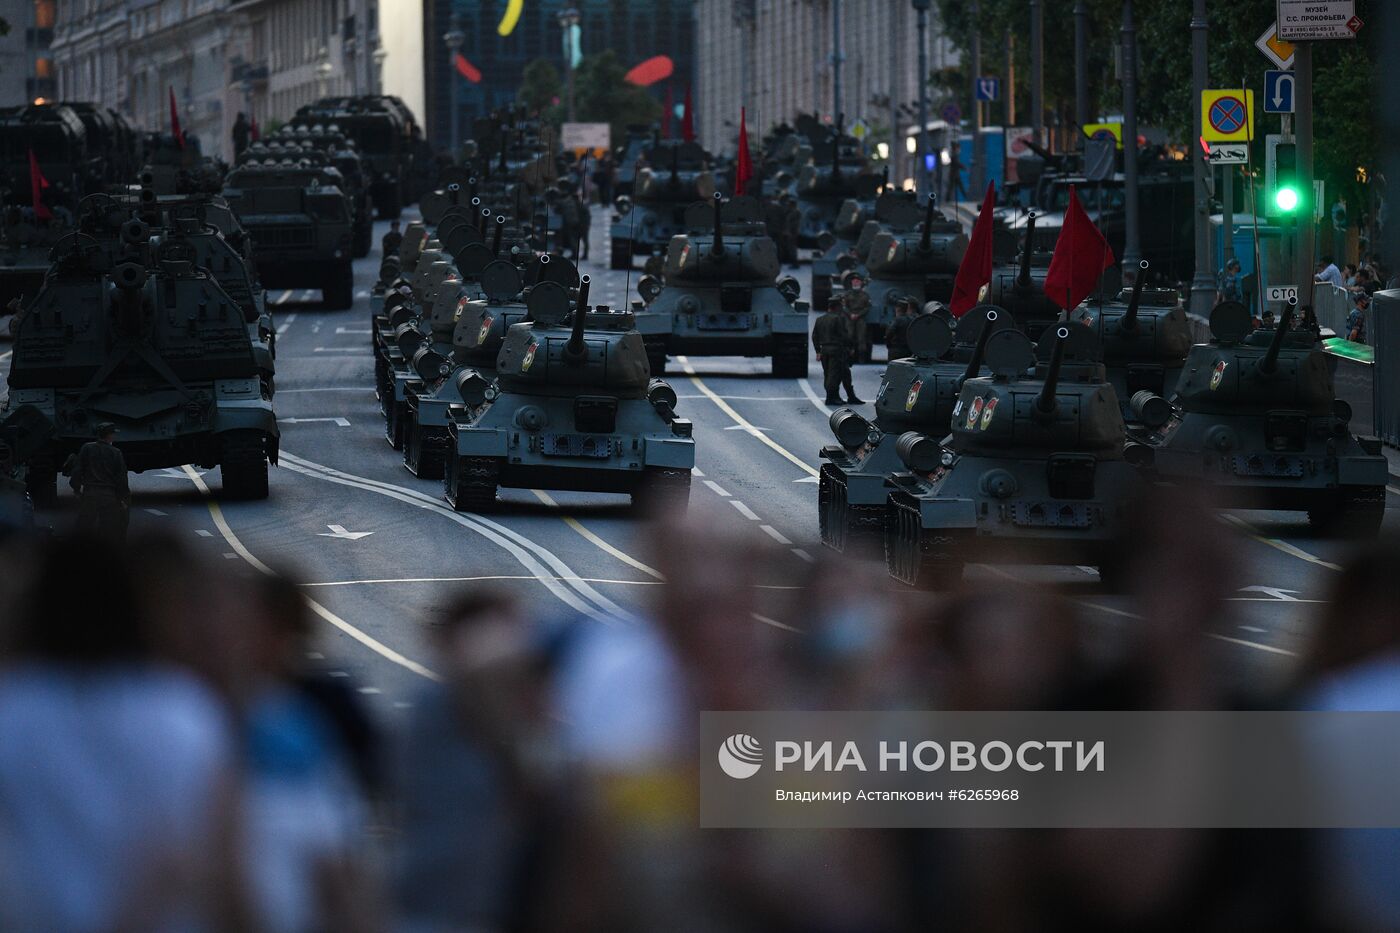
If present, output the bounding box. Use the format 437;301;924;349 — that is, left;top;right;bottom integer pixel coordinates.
422;0;696;151
695;0;957;184
0;0;58;106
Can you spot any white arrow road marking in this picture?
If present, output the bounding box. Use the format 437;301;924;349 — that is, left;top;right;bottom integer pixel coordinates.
318;524;374;540
1239;585;1301;602
278;417;351;426
159;467;208;480
273;290;293;305
793;476;820;484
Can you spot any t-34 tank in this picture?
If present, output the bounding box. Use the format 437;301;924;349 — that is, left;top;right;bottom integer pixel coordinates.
985;210;1062;339
6;226;279;504
884;320;1141;588
633;194;809;377
858;197;969;345
818;306;1010;553
794;129;870;246
442;276;694;511
810;175;886;315
608;141;715;269
1145;300;1387;536
1078;260;1192;430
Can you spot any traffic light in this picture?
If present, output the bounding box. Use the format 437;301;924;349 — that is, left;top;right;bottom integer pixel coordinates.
1266;135;1302;219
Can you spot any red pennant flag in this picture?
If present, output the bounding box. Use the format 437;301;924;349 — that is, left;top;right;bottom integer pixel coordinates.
662;84;673;139
734;107;753;196
250;116;260;142
169;86;185;150
28;148;53;222
949;182;997;317
681;85;695;143
1043;186;1114;310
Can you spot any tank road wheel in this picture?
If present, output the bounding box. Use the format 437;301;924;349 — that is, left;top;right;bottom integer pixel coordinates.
322;263;355;310
220;431;270;500
445;455;501;512
884;496;963;589
644;337;668;376
25;447;58;510
632;467;692;515
1309;486;1386;539
771;334;809;378
610;238;633;271
405;423;449;480
374;353;389;411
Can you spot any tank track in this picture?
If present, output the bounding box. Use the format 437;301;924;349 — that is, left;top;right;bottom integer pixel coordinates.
445;455;500;512
1308;485;1386;539
633;467;692;514
384;399;407;450
404;423;450;480
885;494;963;588
24;446;58;510
220;430;270;500
819;467;885;553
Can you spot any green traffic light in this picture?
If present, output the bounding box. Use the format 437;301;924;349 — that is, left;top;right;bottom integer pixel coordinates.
1274;185;1300;213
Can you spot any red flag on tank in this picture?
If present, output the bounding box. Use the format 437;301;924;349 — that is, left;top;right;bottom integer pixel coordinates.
28;148;52;222
1043;186;1114;310
734;108;753;196
681;85;695;143
948;181;996;317
169;86;185;149
250;116;260;142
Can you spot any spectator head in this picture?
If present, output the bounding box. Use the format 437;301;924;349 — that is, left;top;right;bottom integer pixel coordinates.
1344;264;1356;277
1321;255;1335;267
1262;310;1276;325
6;535;146;664
1226;258;1241;273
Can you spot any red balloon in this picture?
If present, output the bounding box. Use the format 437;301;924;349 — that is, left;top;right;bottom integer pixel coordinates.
454;53;482;84
625;55;674;87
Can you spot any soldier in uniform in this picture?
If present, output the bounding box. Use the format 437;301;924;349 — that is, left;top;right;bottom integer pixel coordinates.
70;423;130;541
886;296;915;362
381;220;403;260
842;274;872;363
813;297;858;405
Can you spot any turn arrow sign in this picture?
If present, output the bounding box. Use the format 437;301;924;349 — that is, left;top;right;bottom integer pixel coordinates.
318;524;374;540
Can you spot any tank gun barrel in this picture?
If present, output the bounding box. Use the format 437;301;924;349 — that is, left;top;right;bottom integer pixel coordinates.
492;215;504;256
958;309;1000;388
1121;260;1150;332
468;177;478;200
565;275;591;360
1258;299;1296;376
479;207;491;232
1017;212;1036;289
918;196;936;253
1035;327;1068;420
711;192;724;257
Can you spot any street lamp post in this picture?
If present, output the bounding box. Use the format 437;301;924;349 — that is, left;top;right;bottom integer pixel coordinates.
1120;0;1141;281
1187;0;1213;315
912;0;930;197
558;7;581;123
831;0;843;126
970;0;981;193
1073;0;1088;130
443;18;465;156
315;47;333;99
372;44;387;95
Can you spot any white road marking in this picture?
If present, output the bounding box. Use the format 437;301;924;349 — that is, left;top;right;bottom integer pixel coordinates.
1239;585;1301;602
1388;485;1400;496
791;548;816;563
222;552;239;559
355;290;370;299
301;290;318;302
1239;625;1267;634
730;500;760;521
1209;634;1297;657
703;480;731;497
303;575;663;588
691;467;705;477
318;523;374;540
796;376;833;415
144;508;167;516
752;613;801;633
278;416;351;426
312;347;361;353
306;651;324;659
194;529;213;537
528;489;663;580
677;355;819;478
273;290;293;305
760;524;793;545
335;327;372;334
357;686;381;695
329;671;350;678
159;467;207;479
793;475;820;484
724;424;771;435
1219;514;1342;571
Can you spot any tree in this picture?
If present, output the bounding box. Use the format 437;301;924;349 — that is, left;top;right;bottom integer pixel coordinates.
571;49;662;141
519;59;562;118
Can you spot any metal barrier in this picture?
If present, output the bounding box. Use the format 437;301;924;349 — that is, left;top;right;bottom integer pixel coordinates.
1313;281;1355;335
1372;289;1400;446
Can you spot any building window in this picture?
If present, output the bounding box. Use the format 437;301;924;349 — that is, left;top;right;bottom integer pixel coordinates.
34;0;55;28
34;57;53;78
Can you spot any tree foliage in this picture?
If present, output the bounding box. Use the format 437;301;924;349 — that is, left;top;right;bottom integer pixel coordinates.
519;59;562;117
517;50;661;143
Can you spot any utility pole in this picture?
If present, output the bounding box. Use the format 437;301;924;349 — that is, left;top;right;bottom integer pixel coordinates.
558;7;581;123
889;5;902;185
970;0;981;192
1188;0;1214;315
1296;42;1315;307
1074;0;1089;130
1004;29;1015;126
1120;0;1141;281
913;0;931;196
831;0;843;129
1030;0;1043;145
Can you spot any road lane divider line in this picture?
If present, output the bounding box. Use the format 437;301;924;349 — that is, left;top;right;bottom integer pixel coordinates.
528;489;663;580
303;574;664;588
279;452;632;622
1075;597;1298;656
730;500;760;521
795;376;833;415
1219;514;1342;571
760;525;792;545
180;465;441;681
676;355;819;478
703;480;731;497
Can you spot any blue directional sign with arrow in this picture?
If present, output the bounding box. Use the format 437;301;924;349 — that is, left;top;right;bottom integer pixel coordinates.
1265;70;1295;114
975;77;1000;102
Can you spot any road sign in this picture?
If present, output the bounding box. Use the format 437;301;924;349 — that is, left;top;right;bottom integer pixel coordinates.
1082;121;1123;150
561;121;610;151
1206;142;1248;164
1277;0;1356;41
1264;70;1295;114
1266;285;1298;303
849;118;870;140
975;77;1000;102
1083;138;1115;181
1201;89;1254;143
940;101;962;124
1255;23;1296;69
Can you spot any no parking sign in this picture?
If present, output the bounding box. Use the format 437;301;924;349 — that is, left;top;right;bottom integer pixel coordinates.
1201;89;1255;143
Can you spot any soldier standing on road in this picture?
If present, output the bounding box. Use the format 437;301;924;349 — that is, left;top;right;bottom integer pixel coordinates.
70;423;129;541
886;297;915;362
382;220;402;260
813;298;859;406
842;274;872;363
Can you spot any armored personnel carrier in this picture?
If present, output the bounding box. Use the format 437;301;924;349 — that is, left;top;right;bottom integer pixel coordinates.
818;306;1009;552
6;220;279;504
442;276;694;511
1079;261;1192;430
609;141;714;269
884;321;1141;588
222;161;355;308
261;127;375;258
1144;300;1387;536
794;129;870;246
633;194;809;377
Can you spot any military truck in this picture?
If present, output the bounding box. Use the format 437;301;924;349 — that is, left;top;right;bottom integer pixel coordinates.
884;321;1141;588
442;275;694;511
609;141;714;269
5;220;279;504
261;127;375;258
222;161;355;308
633;194;808;377
819;306;1009;552
1143;300;1387;536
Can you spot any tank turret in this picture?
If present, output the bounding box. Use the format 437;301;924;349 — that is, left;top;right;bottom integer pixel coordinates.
985;210;1060;336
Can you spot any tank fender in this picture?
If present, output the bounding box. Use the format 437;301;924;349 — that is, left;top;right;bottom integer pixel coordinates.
642;436;696;469
452;427;509;457
1337;455;1388;486
918;496;978;528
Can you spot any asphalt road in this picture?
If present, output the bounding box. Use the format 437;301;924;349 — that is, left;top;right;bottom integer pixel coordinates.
5;207;1398;718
